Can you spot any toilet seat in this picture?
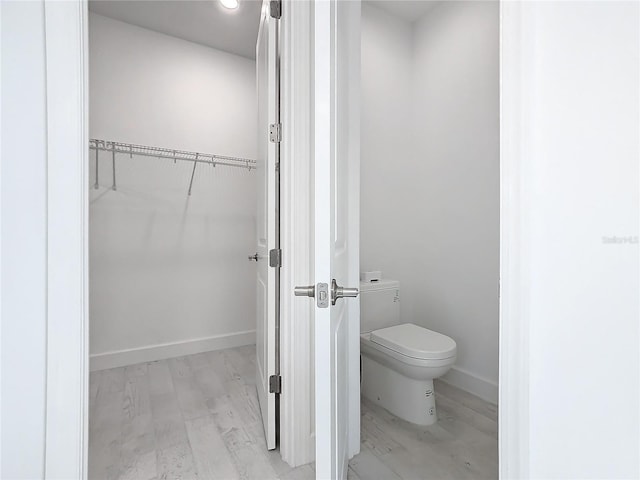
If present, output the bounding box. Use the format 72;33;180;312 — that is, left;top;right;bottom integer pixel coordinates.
370;323;456;360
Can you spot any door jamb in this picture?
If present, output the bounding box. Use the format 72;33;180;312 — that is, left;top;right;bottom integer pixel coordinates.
279;0;315;467
43;1;89;478
499;1;531;478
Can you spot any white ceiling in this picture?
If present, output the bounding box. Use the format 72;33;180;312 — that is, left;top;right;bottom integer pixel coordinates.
88;0;439;60
367;0;440;23
88;0;262;59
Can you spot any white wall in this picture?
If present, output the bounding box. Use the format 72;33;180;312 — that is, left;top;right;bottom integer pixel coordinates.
89;13;257;368
1;2;48;477
510;1;639;477
360;3;413;288
410;1;500;400
360;2;499;401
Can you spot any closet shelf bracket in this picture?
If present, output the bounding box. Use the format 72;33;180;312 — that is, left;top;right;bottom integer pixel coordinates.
89;139;257;195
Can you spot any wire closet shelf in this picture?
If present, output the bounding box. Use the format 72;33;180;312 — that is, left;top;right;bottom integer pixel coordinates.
89;138;257;195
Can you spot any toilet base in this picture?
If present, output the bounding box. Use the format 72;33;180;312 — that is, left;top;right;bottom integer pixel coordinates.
362;355;438;426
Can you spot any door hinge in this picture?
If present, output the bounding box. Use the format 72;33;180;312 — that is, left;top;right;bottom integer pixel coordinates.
270;0;282;19
269;123;282;143
269;248;282;267
269;375;282;394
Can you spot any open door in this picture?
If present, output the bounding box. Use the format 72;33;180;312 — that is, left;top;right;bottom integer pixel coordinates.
306;0;361;478
255;0;280;451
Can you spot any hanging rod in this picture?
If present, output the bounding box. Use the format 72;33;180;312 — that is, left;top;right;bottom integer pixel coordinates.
90;139;256;196
89;139;257;171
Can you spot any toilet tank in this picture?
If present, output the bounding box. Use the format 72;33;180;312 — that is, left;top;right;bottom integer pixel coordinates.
360;279;400;333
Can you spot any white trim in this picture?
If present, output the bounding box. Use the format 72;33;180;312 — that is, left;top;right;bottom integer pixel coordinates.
344;0;362;460
279;0;315;467
90;331;256;371
1;3;3;474
43;1;89;478
312;0;333;476
499;1;531;479
441;366;498;406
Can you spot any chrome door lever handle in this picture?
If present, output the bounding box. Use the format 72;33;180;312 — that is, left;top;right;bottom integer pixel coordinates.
248;253;259;261
294;283;330;308
294;285;315;297
331;278;359;305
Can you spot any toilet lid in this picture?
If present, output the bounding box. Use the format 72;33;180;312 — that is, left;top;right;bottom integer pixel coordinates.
370;323;456;360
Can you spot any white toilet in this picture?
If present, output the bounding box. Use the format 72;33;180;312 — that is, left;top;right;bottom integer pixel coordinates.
360;279;456;426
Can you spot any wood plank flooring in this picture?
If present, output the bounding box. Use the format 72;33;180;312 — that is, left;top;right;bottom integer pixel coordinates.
90;346;497;479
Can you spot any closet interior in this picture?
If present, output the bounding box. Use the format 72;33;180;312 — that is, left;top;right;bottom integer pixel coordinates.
87;2;279;478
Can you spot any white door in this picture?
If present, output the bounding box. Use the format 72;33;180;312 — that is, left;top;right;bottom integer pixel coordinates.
312;1;361;478
255;0;279;451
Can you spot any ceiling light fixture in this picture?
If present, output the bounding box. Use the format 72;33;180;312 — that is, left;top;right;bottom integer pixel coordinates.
220;0;239;10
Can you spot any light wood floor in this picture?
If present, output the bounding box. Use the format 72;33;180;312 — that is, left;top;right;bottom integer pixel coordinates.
89;346;497;479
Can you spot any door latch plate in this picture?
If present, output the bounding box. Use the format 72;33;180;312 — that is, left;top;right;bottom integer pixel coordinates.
316;283;329;308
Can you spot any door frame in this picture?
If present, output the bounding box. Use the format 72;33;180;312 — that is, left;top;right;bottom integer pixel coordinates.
41;0;528;477
498;2;530;477
41;1;89;477
279;0;315;467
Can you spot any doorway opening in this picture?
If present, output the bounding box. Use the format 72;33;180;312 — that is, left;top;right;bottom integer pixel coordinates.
86;1;283;477
351;1;500;478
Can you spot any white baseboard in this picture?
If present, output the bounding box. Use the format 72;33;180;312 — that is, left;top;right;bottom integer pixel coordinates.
90;330;256;371
441;365;498;405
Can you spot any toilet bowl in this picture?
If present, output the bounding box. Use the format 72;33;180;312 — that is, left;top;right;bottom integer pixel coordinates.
360;280;456;426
